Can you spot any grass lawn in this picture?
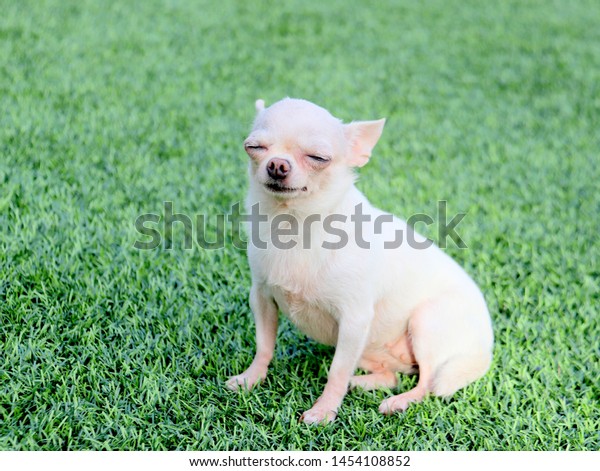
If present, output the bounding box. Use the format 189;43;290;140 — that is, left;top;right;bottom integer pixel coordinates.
1;0;599;451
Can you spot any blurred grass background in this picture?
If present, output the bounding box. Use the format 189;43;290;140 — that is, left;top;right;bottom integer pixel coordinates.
0;0;598;450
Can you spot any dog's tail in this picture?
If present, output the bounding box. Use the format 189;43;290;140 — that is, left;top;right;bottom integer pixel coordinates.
255;99;265;112
432;351;492;397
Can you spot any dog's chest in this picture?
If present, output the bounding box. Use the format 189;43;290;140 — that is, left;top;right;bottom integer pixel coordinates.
271;285;339;346
255;247;339;346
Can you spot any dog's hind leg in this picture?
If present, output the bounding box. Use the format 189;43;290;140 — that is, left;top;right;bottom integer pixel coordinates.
379;293;492;414
378;363;433;413
350;371;398;391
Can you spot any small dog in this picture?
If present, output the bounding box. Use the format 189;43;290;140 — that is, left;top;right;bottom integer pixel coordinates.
227;98;493;423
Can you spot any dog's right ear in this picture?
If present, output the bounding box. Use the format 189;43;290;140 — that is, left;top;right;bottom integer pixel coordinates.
255;99;265;113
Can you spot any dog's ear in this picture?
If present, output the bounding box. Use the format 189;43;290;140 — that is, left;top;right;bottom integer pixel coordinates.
344;119;386;167
255;99;265;113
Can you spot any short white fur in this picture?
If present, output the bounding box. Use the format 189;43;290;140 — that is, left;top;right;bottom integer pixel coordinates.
227;98;494;424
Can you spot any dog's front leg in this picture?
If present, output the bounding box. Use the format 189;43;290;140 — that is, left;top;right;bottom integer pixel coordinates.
301;307;373;424
226;284;278;390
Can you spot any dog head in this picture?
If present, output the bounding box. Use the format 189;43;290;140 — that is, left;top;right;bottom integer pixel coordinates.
244;98;385;203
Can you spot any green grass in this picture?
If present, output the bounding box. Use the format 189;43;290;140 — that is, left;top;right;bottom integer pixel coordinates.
1;0;599;450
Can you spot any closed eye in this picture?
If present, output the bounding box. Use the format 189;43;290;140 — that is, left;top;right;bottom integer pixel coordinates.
245;144;266;151
307;155;330;163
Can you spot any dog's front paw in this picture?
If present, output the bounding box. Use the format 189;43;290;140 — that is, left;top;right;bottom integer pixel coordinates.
379;396;410;414
379;390;424;415
300;406;337;424
226;372;264;391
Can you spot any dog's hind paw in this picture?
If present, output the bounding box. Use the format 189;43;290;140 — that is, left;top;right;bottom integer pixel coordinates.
300;406;337;424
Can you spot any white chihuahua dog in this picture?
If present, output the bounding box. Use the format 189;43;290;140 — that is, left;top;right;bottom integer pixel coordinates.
227;98;493;424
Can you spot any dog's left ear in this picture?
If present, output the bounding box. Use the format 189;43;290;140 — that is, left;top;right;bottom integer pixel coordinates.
255;99;266;113
344;119;386;167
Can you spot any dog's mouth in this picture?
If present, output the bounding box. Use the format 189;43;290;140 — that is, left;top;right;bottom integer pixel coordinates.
265;182;308;194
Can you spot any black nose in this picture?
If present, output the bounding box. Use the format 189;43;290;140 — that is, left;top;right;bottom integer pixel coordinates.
267;158;291;180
